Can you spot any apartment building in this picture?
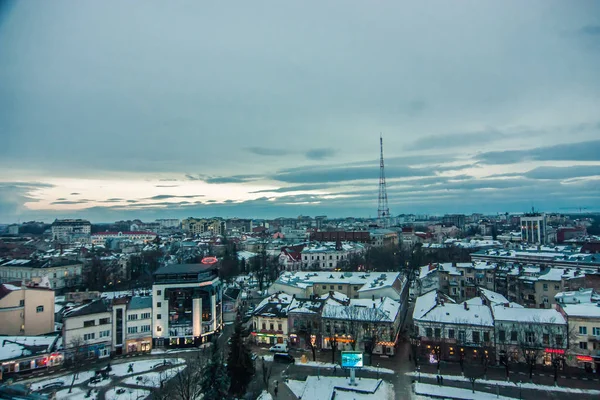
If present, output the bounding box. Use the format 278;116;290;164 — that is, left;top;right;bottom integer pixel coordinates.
62;300;112;359
300;242;365;270
111;296;152;355
0;259;83;290
252;293;293;345
181;217;226;236
90;231;157;245
0;282;55;336
152;263;223;348
51;219;91;243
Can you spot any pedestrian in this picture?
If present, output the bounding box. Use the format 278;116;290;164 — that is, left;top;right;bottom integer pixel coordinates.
436;375;440;385
274;386;278;398
440;376;444;385
333;365;337;375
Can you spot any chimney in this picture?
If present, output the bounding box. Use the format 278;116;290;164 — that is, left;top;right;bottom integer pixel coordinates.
380;297;383;303
372;294;375;301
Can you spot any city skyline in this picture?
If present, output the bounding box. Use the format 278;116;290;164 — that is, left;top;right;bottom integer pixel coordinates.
1;1;600;222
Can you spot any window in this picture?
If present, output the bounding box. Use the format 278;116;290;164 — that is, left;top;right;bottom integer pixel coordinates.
525;331;535;343
510;331;518;342
83;333;95;341
329;263;333;267
579;341;588;350
337;285;342;290
329;255;333;260
157;314;161;320
157;290;161;296
36;305;44;313
434;328;441;338
458;331;466;342
322;285;326;290
354;286;359;291
141;325;151;333
483;332;490;342
141;312;151;319
593;327;600;336
278;323;282;331
19;300;25;307
543;283;548;291
555;335;563;346
128;327;138;334
499;330;506;342
99;318;110;325
270;323;274;330
157;326;162;332
83;320;96;327
128;314;138;321
330;285;334;290
579;326;588;335
262;323;266;330
156;302;162;308
487;277;493;283
99;330;110;337
472;331;480;343
543;296;548;304
543;334;549;346
554;284;560;290
425;327;433;337
448;329;455;339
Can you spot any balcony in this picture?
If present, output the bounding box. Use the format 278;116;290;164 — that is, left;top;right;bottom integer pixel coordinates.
258;329;284;335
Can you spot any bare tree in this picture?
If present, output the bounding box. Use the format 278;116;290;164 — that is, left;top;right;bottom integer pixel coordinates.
67;336;88;393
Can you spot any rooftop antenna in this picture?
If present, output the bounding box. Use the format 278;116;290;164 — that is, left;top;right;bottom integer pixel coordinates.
377;134;390;228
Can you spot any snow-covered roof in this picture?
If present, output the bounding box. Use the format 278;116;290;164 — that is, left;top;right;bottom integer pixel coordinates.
492;304;566;325
479;288;509;305
555;288;600;304
322;297;401;323
237;250;257;260
301;241;365;254
254;293;294;318
274;271;401;291
416;301;494;327
558;303;600;318
0;336;59;362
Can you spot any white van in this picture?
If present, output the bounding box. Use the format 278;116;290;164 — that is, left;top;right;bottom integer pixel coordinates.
269;343;288;352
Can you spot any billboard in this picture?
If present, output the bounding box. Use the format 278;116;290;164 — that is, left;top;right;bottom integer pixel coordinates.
341;351;363;368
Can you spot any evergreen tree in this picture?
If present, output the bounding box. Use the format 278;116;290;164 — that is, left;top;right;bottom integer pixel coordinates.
201;342;230;400
227;317;255;397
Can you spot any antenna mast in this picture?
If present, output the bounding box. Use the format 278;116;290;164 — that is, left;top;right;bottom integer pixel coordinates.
377;135;390;228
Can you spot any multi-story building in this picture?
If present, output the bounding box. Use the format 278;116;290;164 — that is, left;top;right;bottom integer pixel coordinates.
51;219;91;243
181;218;226;236
90;231;157;245
300;242;365;270
62;300;112;359
252;293;293;345
555;289;600;372
321;296;403;356
0;259;83;290
270;271;407;302
0;282;55;336
309;231;371;244
520;213;548;244
414;291;495;363
369;229;399;248
471;247;600;268
152;262;223;348
155;219;181;229
226;218;253;234
443;214;466;230
111;296;152;355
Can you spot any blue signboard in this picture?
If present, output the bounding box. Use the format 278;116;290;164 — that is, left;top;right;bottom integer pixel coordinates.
341;351;363;368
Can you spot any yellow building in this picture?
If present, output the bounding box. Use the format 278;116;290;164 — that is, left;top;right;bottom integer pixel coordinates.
0;282;55;336
182;218;226;236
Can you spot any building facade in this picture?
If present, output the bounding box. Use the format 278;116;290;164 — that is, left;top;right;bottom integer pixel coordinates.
62;300;112;359
0;259;83;290
111;296;153;355
51;219;91;243
152;263;223;348
0;282;55;336
90;231;157;245
181;218;226;236
520;213;548;244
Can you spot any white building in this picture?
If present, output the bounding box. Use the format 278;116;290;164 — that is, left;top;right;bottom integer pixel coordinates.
62;300;112;359
0;259;83;290
51;219;91;243
520;213;547;244
300;242;365;270
90;231;157;245
111;296;152;355
152;263;223;349
156;219;180;229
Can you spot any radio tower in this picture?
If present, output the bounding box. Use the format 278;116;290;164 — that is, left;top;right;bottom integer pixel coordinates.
377;135;390;228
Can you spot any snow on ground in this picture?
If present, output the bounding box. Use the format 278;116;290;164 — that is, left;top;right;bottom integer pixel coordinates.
407;372;600;395
256;390;273;400
121;366;185;388
29;371;96;391
286;376;393;400
293;360;394;374
105;386;150;400
110;358;185;377
414;382;516;399
54;387;92;400
151;347;206;355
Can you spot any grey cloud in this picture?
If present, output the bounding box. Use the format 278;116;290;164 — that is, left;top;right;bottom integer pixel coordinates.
70;192;80;195
155;184;179;188
249;183;333;194
524;165;600;180
406;129;501;151
146;194;205;200
56;198;66;201
204;175;262;184
478;140;600;164
51;200;89;205
305;148;336;160
580;25;600;36
246;147;290;157
271;165;432;183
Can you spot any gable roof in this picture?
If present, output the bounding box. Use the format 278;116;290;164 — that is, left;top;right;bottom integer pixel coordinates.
64;299;109;318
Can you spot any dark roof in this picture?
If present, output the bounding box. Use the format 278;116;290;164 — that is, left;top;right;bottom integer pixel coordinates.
254;302;289;318
224;287;241;300
154;263;217;275
129;296;152;310
64;299;109;318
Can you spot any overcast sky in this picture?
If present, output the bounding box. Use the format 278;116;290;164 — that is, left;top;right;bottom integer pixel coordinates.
1;1;599;223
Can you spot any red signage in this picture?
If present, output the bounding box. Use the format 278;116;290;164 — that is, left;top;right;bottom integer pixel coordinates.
201;257;218;265
577;355;593;362
545;348;565;354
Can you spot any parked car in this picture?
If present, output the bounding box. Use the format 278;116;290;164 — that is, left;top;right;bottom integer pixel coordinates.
269;343;288;352
273;353;295;364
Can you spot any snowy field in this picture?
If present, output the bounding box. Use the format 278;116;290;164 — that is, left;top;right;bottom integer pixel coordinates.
121;366;185;388
414;382;516;399
286;376;394;400
105;387;151;400
261;355;394;374
54;387;90;400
